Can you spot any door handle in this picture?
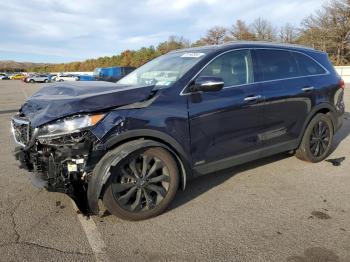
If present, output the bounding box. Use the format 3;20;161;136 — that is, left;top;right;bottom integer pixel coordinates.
302;86;315;92
244;95;262;102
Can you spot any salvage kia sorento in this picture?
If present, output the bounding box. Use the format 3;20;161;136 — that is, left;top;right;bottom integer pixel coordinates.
11;42;344;220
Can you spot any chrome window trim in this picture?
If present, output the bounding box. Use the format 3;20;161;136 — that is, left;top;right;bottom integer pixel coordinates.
180;47;330;96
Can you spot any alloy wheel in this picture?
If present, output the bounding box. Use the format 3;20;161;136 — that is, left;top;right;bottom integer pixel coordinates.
110;153;171;212
309;120;330;157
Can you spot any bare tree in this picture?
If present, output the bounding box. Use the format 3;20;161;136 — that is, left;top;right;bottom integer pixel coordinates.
228;20;256;41
196;26;227;45
157;35;190;54
279;23;298;43
250;18;277;41
298;0;350;65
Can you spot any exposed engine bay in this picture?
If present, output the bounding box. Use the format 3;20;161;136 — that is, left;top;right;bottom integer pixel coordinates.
10;82;157;214
12;113;104;214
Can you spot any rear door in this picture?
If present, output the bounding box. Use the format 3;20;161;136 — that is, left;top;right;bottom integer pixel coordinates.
188;49;265;166
255;49;315;147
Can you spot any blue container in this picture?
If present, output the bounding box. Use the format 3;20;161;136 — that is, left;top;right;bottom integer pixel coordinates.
79;75;95;81
93;67;135;82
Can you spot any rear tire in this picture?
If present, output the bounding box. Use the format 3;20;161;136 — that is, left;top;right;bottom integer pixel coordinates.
102;147;179;220
29;79;35;83
295;113;334;162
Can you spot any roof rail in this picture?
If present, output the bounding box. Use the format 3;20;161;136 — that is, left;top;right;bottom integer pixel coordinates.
222;40;315;50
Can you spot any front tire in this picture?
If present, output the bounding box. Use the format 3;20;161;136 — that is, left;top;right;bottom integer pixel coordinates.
102;147;179;220
295;113;334;162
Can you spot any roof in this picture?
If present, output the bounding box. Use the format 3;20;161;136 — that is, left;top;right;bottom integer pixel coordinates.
171;41;322;54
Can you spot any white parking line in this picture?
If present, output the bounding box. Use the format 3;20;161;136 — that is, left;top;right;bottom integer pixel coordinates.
71;200;110;262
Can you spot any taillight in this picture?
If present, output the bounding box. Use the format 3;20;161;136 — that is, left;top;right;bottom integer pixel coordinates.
339;79;345;89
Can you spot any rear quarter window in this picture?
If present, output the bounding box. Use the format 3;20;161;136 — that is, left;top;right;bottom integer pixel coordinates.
255;49;299;81
292;52;327;76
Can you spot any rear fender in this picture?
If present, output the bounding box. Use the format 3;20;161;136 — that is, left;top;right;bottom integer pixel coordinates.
297;102;338;146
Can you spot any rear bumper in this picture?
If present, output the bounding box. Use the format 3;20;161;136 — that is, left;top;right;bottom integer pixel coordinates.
335;89;345;132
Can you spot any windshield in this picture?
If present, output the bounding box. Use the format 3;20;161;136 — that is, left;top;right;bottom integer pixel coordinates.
117;51;209;87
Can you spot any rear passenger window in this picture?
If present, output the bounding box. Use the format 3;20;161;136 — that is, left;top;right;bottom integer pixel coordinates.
198;50;253;87
292;52;326;76
256;49;298;81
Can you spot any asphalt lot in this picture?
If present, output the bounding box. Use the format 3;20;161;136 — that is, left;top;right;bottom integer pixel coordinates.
0;80;350;262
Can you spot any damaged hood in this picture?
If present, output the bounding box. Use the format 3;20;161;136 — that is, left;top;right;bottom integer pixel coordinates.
20;81;155;127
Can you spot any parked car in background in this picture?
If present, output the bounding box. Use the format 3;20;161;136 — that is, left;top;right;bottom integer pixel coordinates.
49;74;58;82
55;74;80;82
25;74;50;83
93;66;135;82
0;73;9;80
10;73;25;80
11;42;344;220
22;74;32;82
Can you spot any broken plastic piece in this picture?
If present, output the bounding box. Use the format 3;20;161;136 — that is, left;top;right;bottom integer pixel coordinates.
325;157;345;166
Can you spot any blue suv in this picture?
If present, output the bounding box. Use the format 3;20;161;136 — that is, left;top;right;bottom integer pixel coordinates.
11;42;345;220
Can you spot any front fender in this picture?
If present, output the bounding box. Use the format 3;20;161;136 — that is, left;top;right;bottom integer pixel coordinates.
87;139;187;215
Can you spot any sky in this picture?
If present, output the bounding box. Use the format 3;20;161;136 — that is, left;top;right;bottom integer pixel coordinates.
0;0;326;63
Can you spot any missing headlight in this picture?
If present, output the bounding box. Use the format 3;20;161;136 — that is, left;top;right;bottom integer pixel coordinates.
38;130;91;145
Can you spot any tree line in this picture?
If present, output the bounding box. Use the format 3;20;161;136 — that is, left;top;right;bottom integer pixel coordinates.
29;0;350;72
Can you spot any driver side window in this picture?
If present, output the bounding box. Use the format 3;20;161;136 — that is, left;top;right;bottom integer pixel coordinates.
198;49;253;87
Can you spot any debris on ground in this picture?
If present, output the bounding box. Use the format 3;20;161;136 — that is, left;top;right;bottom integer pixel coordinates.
311;211;331;220
325;157;345;166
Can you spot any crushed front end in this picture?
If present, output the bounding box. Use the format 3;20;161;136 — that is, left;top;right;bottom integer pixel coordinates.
11;113;105;214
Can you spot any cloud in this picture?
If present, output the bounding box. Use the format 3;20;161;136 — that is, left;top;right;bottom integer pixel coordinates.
0;0;325;62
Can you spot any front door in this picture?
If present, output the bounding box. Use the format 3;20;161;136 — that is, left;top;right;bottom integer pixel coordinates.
187;49;265;168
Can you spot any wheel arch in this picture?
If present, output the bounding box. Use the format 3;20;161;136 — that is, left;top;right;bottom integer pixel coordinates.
103;129;190;162
297;102;337;147
88;133;191;215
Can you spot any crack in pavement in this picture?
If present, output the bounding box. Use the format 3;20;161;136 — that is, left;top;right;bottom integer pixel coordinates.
0;242;92;256
9;196;25;243
0;190;93;257
17;190;58;236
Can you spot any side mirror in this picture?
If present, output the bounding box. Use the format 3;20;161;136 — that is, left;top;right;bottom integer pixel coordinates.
190;76;224;92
